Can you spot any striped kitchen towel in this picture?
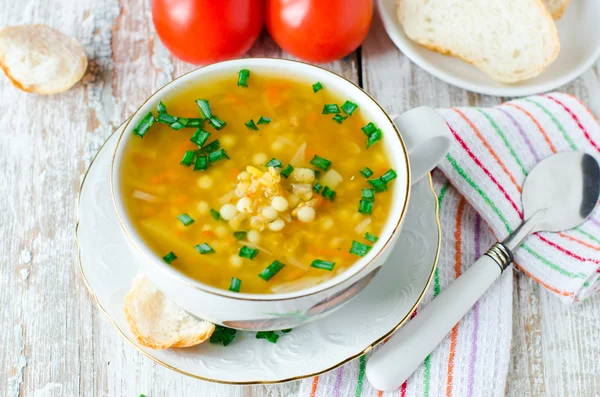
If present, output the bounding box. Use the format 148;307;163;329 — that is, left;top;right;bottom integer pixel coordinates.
299;93;600;397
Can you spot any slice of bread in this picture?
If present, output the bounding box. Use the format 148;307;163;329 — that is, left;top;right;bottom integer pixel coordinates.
0;24;87;94
397;0;560;83
124;274;215;349
543;0;571;19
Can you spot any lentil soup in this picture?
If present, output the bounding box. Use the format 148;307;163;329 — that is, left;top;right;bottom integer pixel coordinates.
120;70;398;294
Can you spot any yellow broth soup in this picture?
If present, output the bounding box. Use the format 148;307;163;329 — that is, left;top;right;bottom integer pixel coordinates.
121;70;397;294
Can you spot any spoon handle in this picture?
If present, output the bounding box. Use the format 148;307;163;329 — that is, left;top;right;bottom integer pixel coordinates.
366;243;512;392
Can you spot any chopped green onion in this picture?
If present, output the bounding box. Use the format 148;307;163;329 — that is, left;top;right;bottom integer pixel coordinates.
239;245;259;260
358;199;373;215
341;100;358;115
194;155;208;171
381;169;397;184
210;209;221;220
132;112;154;138
360;167;374;178
209;116;226;130
322;186;336;201
171;117;188;130
313;170;321;179
229;277;241;292
256;331;279;343
177;213;195;226
139;394;147;397
196;99;212;119
350;240;371;257
162;252;177;264
245;119;259;131
208;148;229;164
311;259;335;271
368;177;388;193
310;155;332;171
186;118;203;128
281;164;294;178
180;150;195;167
201;139;221;154
259;260;285;281
362;188;375;202
157;101;167;114
366;129;382;149
364;232;379;243
332;113;348;124
233;231;247;240
257;116;271;125
195;243;215;254
238;69;250;87
281;328;292;333
313;182;323;193
157;112;177;125
190;129;211;147
210;325;237;346
322;104;340;114
266;158;283;168
312;82;323;93
361;122;378;136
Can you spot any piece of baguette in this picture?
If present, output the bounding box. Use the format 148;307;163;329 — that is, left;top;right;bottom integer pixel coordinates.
124;274;215;349
543;0;571;19
0;24;87;94
396;0;560;83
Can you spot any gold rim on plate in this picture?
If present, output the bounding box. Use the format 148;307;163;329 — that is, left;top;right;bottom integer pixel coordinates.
76;119;440;386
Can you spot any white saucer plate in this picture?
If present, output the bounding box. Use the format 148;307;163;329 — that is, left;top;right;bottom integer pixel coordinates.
76;124;440;384
378;0;600;97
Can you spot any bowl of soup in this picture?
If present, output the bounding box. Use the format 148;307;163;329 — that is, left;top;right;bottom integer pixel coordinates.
111;58;450;330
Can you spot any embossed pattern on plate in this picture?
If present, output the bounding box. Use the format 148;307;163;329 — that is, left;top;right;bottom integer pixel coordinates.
76;125;440;384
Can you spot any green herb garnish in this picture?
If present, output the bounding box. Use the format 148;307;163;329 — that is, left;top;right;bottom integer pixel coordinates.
170;118;186;130
362;188;375;202
157;101;167;114
381;169;397;184
239;245;259;260
366;129;382;149
233;231;247;240
313;182;323;193
311;259;335;271
281;328;292;333
361;122;378;135
281;164;294;178
132;112;154;138
332;113;348;124
162;252;177;264
368;177;388;193
201;140;221;154
186;118;203;128
208;148;229;164
157;112;177;125
322;104;340;114
256;331;279;344
194;155;208;171
245;119;259;131
177;213;195;226
229;277;241;292
196;99;212;119
360;167;374;178
312;82;323;93
266;158;283;168
257;116;271;125
321;186;336;201
195;243;215;255
341;100;358;115
259;260;285;281
209;116;226;130
190;129;211;147
310;155;332;171
364;232;378;243
238;69;250;87
180;150;195;167
358;199;373;215
210;325;237;346
210;209;221;220
350;240;371;257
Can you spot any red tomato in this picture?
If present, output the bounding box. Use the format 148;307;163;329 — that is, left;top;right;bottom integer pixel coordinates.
266;0;373;63
152;0;264;65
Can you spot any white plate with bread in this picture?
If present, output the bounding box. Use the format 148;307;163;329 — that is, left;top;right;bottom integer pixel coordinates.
76;124;440;384
378;0;600;97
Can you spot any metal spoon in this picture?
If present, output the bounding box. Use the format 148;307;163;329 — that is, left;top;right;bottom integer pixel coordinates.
367;152;600;391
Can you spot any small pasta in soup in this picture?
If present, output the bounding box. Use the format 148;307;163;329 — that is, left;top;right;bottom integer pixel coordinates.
121;70;397;294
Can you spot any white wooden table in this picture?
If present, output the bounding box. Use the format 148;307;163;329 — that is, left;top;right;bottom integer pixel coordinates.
2;1;600;396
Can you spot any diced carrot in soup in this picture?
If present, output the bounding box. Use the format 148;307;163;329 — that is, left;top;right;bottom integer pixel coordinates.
121;71;395;294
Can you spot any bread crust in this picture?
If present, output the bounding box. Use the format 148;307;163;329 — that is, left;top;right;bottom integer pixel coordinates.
547;0;571;19
124;276;215;350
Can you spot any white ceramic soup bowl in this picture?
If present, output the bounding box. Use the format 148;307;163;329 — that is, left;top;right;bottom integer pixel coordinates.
111;58;451;331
